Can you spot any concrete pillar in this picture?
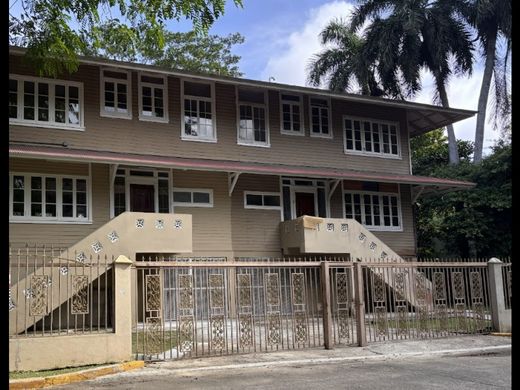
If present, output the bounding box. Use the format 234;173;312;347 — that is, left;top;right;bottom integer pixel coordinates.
353;262;367;347
114;255;133;358
320;262;333;349
487;258;511;333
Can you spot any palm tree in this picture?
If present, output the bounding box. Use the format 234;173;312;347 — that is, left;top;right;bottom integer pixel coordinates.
307;19;403;98
350;0;474;165
461;0;511;163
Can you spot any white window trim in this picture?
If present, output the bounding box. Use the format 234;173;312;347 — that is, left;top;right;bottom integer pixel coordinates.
180;78;217;142
100;67;132;120
244;191;281;210
236;86;271;147
9;172;92;224
309;96;333;139
173;188;214;208
138;72;169;123
341;187;403;232
342;115;402;159
9;74;85;131
279;92;304;136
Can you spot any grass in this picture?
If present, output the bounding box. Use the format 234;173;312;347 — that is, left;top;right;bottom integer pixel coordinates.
132;330;181;354
9;363;110;380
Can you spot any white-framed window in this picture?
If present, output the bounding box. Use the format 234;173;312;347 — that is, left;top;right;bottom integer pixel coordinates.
9;74;84;130
343;189;402;231
237;87;269;147
343;116;400;158
138;72;168;122
181;79;216;142
100;68;131;119
309;97;331;138
280;93;303;135
173;188;213;208
9;173;90;223
244;191;281;210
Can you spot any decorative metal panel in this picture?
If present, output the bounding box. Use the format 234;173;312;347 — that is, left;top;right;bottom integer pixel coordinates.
291;273;306;306
210;315;225;352
473;303;486;330
239;314;253;347
267;313;281;346
396;305;408;336
433;272;446;300
294;311;307;343
415;272;427;302
455;303;467;330
436;304;448;331
336;272;349;305
178;274;193;310
72;275;89;315
29;275;48;316
470;272;483;300
373;272;386;302
394;272;406;302
338;310;350;341
209;274;224;309
146;274;162;312
179;315;194;352
374;306;388;336
265;273;280;307
507;271;512;298
145;317;163;355
452;272;465;300
417;305;429;334
237;274;252;309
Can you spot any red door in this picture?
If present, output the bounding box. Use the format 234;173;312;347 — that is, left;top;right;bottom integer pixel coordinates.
130;184;155;212
295;192;316;217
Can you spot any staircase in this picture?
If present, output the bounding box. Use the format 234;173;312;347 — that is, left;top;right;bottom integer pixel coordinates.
10;212;192;335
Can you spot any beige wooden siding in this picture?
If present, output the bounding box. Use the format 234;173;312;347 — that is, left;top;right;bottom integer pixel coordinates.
10;56;411;175
9;159;110;248
171;170;233;259
231;174;282;258
330;183;416;256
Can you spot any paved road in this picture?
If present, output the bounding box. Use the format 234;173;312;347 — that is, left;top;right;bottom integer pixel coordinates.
55;350;511;389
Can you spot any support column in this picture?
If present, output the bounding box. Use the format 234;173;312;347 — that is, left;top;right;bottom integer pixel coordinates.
320;261;333;349
488;258;511;333
353;261;367;346
114;255;134;359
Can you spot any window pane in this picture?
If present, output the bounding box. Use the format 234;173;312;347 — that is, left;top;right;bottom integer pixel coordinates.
317;188;326;217
76;205;87;218
193;192;210;204
114;176;126;216
158;179;169;213
263;195;280;207
63;178;73;191
173;191;191;203
283;186;291;221
238;89;264;104
62;204;73;217
9;79;18;119
246;194;263;206
184;81;211;97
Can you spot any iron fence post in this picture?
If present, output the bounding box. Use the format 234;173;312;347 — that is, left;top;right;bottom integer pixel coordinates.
353;261;367;346
320;261;333;349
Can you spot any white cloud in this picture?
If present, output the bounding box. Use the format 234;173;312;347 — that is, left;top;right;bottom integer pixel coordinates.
260;1;499;154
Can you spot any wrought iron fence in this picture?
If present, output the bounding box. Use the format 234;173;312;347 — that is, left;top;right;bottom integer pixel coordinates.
502;261;512;310
9;245;114;337
132;256;355;361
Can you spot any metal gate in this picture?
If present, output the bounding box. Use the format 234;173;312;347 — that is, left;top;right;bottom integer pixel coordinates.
132;257;357;360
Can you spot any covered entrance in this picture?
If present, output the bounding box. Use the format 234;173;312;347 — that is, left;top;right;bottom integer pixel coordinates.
130;184;155;212
295;192;316;217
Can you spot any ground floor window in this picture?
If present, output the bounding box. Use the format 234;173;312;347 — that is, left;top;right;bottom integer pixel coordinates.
10;173;89;222
343;190;401;230
173;188;213;207
244;191;281;210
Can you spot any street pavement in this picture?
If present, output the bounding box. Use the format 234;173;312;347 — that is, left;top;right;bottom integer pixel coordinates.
53;335;511;389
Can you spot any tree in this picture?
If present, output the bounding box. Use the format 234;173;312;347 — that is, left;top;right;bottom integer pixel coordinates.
82;28;244;77
349;0;475;165
306;19;403;97
9;0;243;77
461;0;511;163
411;132;511;258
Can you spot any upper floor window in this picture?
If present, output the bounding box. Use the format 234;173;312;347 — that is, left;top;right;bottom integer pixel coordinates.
138;73;168;122
344;117;400;157
343;188;401;231
280;93;303;135
9;75;84;130
10;173;89;222
237;87;269;147
309;97;331;138
182;80;216;142
101;69;131;119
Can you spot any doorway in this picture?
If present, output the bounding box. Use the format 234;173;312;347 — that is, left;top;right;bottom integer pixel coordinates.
130;184;155;212
295;192;316;217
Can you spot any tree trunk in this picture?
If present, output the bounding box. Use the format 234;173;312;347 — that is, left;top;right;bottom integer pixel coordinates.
435;78;459;165
473;28;498;163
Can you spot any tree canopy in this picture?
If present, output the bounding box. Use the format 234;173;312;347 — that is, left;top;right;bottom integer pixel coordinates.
9;0;243;77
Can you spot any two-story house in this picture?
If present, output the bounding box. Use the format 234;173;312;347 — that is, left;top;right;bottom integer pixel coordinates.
9;46;475;263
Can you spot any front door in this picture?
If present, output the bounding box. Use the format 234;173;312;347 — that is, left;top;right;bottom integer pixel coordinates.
130;184;155;212
295;192;316;217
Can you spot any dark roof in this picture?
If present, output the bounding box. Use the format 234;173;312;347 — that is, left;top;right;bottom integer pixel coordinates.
9;143;475;190
9;46;476;137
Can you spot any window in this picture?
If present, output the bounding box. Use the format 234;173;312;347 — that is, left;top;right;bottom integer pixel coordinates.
344;117;400;157
309;97;331;137
244;191;281;210
100;69;131;119
173;188;213;207
237;88;269;147
9;75;84;130
280;93;303;135
138;73;168;122
343;190;401;230
10;173;89;222
182;80;216;141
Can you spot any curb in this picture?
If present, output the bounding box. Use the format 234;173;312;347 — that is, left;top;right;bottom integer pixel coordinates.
9;361;145;389
490;333;511;337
